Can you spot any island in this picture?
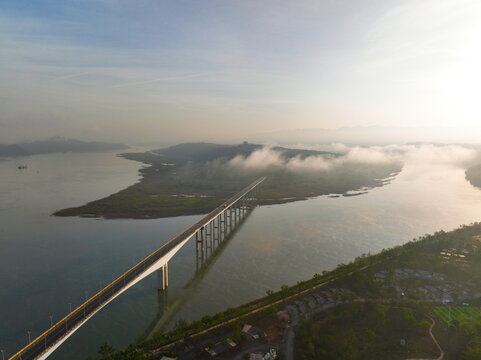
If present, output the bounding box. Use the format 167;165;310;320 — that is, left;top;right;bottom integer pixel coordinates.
54;142;402;219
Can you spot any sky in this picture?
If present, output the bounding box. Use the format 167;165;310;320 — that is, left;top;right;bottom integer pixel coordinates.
1;0;481;144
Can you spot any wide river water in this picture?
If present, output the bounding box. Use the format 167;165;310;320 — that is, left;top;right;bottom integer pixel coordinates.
2;149;481;359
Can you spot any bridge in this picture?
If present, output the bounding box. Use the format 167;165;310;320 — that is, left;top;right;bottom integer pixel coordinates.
9;177;266;360
144;197;257;338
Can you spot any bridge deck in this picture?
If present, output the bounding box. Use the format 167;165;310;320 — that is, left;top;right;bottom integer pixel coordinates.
10;177;265;360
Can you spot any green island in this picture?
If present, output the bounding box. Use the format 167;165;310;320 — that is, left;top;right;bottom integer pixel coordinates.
54;142;401;219
88;223;481;360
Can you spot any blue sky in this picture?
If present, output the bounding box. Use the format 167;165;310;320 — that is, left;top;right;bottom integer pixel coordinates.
1;0;481;144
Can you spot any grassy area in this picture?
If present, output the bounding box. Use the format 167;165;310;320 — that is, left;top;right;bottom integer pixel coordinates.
433;306;481;325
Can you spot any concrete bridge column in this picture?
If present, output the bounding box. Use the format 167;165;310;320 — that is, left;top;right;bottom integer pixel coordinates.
206;223;212;250
157;263;168;291
223;211;227;233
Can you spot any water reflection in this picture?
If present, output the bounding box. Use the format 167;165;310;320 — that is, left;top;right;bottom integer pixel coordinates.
144;205;257;338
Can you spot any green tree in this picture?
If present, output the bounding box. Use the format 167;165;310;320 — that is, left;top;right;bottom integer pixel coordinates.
466;346;481;360
402;308;417;326
341;329;358;359
98;342;115;358
419;320;431;330
364;327;376;345
375;304;387;322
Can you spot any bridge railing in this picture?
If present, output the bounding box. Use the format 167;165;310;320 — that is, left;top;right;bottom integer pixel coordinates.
9;176;265;360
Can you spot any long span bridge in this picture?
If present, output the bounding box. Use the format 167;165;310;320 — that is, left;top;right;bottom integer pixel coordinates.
10;177;266;360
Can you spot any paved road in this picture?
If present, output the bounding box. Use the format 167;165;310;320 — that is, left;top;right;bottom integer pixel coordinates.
283;326;295;360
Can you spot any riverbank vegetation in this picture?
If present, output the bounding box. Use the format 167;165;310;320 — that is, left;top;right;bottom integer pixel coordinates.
86;223;481;359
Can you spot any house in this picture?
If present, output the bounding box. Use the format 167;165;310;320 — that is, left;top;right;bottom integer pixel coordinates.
205;339;237;357
242;324;266;340
277;309;290;322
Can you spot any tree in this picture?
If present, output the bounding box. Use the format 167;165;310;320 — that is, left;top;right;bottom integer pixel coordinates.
402;308;417;326
98;342;115;358
419;320;431;330
465;346;481;360
375;304;387;322
342;329;358;359
364;328;376;345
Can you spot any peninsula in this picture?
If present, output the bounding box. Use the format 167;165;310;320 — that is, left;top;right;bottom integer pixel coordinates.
54;142;401;219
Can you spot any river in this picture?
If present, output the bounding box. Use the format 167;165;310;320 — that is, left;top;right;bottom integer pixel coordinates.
1;149;481;359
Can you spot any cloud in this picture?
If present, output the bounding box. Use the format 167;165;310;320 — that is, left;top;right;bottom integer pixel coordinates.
53;71;94;81
105;71;221;89
228;144;478;172
229;147;282;169
343;146;399;164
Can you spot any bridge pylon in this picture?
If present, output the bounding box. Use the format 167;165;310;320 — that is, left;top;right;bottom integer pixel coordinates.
157;263;168;291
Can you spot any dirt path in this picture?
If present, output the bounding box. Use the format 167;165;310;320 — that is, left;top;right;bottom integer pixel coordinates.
405;316;444;360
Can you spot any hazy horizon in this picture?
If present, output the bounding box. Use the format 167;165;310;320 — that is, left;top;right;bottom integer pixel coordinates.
2;0;481;144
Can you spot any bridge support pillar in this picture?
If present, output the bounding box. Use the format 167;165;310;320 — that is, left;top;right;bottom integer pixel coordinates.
157;263;168;291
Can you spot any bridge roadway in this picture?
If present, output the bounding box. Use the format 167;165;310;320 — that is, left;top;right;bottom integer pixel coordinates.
10;177;266;360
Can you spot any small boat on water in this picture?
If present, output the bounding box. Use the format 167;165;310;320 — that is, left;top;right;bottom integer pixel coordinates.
17;164;28;169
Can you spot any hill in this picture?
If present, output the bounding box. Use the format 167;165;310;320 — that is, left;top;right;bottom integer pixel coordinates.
0;137;127;157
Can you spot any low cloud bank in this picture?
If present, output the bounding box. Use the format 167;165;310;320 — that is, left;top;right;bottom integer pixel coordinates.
228;144;477;172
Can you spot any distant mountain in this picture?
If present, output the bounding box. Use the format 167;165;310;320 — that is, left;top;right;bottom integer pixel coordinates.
254;125;476;146
0;137;128;157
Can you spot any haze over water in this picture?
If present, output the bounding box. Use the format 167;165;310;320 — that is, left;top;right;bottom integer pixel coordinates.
2;148;481;359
